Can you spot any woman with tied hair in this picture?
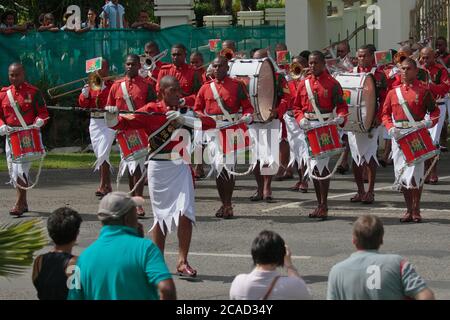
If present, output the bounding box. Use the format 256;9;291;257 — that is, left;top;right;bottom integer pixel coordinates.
230;230;312;300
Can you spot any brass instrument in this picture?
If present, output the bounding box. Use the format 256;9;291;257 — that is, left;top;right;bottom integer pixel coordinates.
289;62;303;80
140;49;169;72
394;51;409;65
220;48;235;61
47;72;119;99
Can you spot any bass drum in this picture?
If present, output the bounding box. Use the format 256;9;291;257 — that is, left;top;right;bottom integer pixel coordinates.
228;58;276;123
334;73;377;133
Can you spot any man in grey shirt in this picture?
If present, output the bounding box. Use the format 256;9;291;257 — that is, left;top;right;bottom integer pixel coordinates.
327;215;435;300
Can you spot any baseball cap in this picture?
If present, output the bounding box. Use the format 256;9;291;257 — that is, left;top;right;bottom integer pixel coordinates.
97;191;144;221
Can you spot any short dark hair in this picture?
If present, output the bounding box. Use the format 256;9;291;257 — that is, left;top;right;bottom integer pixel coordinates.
249;48;261;58
47;207;82;245
299;50;311;60
190;51;203;60
353;215;384;250
402;57;417;68
126;54;140;63
172;43;187;53
145;41;159;51
309;50;325;62
359;44;376;55
436;36;447;46
251;230;286;267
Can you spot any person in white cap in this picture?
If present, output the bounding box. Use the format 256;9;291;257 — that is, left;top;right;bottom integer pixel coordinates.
68;191;176;300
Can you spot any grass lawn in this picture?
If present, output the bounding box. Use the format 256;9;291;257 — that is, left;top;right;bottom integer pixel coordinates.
0;153;122;171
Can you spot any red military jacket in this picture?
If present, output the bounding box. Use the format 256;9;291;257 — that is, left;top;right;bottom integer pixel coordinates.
382;80;439;131
157;63;203;107
113;101;216;155
107;75;156;111
151;61;168;81
275;72;291;118
0;82;49;127
78;80;114;109
293;71;348;125
422;63;450;100
194;77;254;117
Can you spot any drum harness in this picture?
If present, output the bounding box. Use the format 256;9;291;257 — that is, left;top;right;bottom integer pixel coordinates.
210;81;255;177
5;89;46;190
304;79;345;181
393;88;439;190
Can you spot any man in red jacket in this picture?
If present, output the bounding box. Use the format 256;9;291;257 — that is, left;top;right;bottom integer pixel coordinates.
0;63;49;216
105;75;216;277
293;51;349;220
382;58;440;223
78;59;115;198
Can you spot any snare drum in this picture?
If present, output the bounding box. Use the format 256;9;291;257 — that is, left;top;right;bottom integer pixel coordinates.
397;127;439;166
7;128;45;163
334;73;377;133
116;129;148;161
228;58;276;123
305;123;344;160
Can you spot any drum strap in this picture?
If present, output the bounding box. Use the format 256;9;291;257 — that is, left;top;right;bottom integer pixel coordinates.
305;79;325;123
120;81;135;111
210;82;233;122
6;89;28;129
395;88;417;126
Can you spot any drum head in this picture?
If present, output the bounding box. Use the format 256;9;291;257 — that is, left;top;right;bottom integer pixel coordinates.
257;59;275;122
361;74;377;129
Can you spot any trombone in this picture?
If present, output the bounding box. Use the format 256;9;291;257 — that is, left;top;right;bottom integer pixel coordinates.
47;72;119;100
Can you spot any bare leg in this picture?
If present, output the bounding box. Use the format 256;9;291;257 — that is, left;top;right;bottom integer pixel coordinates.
151;223;167;254
132;166;144;197
263;175;273;198
100;162;111;192
352;161;365;196
177;215;193;265
15;176;28;209
367;159;377;193
252;162;264;198
318;168;330;209
216;170;235;207
402;188;413;214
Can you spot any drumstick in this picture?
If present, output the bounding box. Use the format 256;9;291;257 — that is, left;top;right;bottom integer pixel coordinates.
46;105;165;116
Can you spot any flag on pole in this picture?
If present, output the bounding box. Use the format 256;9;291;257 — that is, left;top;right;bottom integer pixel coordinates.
86;57;103;73
276;50;291;65
209;39;222;52
375;50;393;66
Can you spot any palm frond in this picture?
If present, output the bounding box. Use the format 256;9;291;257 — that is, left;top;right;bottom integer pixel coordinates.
0;219;48;278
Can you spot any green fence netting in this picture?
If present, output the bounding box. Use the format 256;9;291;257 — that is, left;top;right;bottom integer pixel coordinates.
0;24;285;87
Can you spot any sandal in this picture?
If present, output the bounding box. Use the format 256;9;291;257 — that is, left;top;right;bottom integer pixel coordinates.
362;191;375;204
400;212;413;223
308;207;320;218
299;182;308;193
215;206;224;218
177;263;197;277
316;206;328;221
264;196;277;204
412;211;422;223
222;206;234;219
290;182;301;192
250;192;263;202
350;193;364;203
9;205;28;217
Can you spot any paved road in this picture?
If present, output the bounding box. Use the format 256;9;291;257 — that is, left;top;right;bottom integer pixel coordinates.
1;153;449;300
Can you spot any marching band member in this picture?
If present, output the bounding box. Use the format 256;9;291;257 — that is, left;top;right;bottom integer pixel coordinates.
382;58;440;223
348;45;389;205
419;47;450;184
157;43;204;109
435;37;450;152
293;51;349;221
105;75;216;277
141;41;168;86
107;54;156;217
78;59;115;198
194;56;254;219
190;51;207;82
0;63;49;216
249;49;288;203
285;55;310;193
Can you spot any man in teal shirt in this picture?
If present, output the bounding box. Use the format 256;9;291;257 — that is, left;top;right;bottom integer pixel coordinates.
327;215;435;300
68;192;176;300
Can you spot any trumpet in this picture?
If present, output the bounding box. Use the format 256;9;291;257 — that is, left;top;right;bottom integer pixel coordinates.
140;49;168;72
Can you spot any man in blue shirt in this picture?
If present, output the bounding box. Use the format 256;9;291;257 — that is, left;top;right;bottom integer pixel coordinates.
100;0;127;29
68;192;176;300
327;215;435;300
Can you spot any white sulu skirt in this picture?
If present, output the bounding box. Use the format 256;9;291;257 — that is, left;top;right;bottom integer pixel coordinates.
148;160;195;235
5;141;31;187
391;136;425;189
248;120;280;173
283;114;307;168
89;118;116;171
347;129;380;166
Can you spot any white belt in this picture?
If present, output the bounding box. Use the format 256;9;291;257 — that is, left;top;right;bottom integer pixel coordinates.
304;113;332;121
91;112;105;118
394;121;414;129
208;113;240;122
151;152;182;161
